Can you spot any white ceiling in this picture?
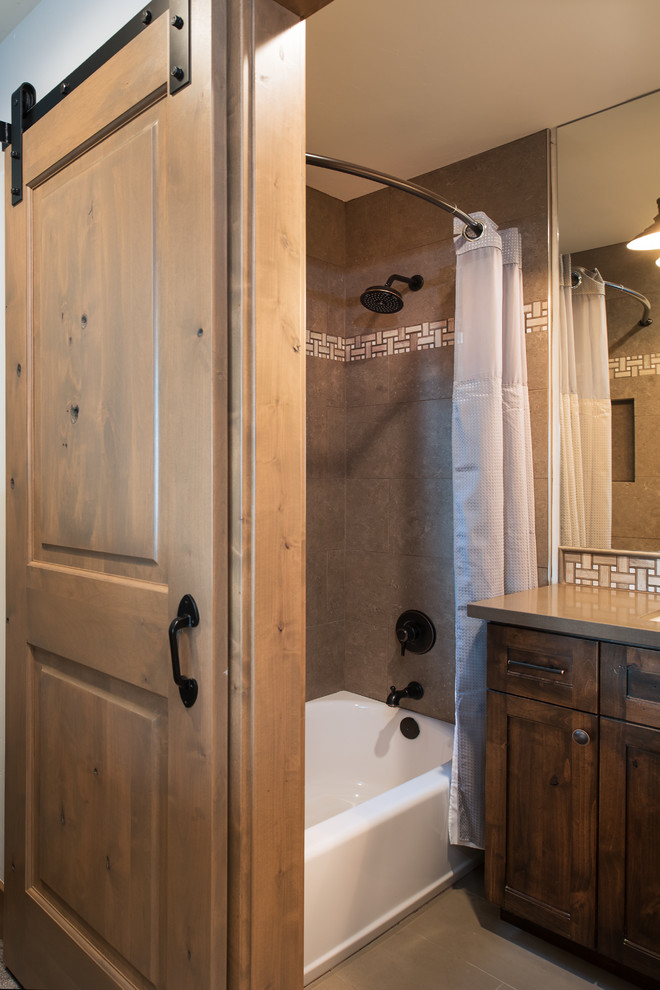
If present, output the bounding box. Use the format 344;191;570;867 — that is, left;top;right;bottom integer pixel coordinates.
306;0;660;252
0;0;41;43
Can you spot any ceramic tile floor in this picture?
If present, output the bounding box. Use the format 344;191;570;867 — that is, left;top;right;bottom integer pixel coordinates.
309;868;642;990
0;942;20;989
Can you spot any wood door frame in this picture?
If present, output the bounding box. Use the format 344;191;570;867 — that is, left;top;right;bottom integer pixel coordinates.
226;1;306;984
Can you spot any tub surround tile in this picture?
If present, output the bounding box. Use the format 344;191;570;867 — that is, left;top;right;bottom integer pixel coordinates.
307;186;346;268
389;478;454;560
525;326;549;391
307;550;346;629
346;400;452;481
307;355;346;408
307;478;346;551
344;552;394;620
306;550;330;627
344;246;458;336
326;550;346;617
306;406;346;480
387;647;456;724
612;479;660;546
306;302;547;362
534;476;549;570
387;185;455;256
305;621;345;701
345;187;392;266
560;548;660;592
343;614;393;700
610;353;660;377
345;357;390;406
345;479;390;553
388;347;454;403
527;386;549;482
389;552;455;613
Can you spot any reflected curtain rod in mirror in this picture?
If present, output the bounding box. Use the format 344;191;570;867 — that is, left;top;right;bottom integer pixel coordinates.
306;153;485;239
571;266;652;328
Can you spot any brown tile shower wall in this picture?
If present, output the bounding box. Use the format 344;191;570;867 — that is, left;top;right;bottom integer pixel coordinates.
306;132;550;719
306;188;347;701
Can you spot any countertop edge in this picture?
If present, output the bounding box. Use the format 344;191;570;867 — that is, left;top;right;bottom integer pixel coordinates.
467;599;660;650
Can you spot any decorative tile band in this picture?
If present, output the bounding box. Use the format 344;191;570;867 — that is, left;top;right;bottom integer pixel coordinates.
561;548;660;591
609;353;660;378
307;299;548;361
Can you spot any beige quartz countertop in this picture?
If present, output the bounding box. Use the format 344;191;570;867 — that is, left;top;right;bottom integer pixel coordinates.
468;583;660;649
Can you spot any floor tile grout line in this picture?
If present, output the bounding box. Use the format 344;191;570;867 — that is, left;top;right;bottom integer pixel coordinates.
466;959;519;989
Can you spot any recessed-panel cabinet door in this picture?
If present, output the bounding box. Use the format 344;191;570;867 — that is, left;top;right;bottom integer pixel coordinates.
486;691;598;948
4;9;226;990
599;717;660;981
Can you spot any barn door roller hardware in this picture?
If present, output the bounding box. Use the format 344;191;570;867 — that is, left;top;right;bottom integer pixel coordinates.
1;0;190;205
169;3;191;94
7;83;36;206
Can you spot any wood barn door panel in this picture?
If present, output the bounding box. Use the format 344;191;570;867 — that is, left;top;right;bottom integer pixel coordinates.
32;111;162;564
5;6;230;988
26;563;169;695
34;658;166;985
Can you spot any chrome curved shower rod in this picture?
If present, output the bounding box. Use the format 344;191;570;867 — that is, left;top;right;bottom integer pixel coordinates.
572;267;652;327
306;153;484;239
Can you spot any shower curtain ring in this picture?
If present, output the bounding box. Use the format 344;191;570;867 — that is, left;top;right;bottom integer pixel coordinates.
462;220;485;241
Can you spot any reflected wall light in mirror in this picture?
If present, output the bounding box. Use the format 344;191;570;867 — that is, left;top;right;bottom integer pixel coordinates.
556;89;660;555
627;197;660;250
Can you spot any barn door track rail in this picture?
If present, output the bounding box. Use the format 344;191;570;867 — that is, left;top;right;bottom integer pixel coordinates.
1;0;190;205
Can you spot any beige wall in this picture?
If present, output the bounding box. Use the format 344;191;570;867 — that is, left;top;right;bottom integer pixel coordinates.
306;130;550;720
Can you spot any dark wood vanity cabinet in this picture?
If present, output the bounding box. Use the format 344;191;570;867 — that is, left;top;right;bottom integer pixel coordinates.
599;643;660;980
485;625;660;981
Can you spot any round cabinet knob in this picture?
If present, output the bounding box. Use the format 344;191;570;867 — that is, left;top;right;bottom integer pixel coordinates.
572;729;590;746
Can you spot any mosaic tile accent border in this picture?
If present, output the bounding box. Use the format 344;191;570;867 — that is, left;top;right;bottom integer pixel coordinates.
610;353;660;378
307;299;548;361
524;300;548;333
560;548;660;591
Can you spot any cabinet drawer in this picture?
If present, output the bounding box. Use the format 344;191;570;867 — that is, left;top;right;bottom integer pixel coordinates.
487;624;598;712
601;642;660;729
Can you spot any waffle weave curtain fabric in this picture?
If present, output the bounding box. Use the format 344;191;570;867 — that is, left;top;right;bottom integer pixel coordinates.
559;259;611;549
450;216;537;849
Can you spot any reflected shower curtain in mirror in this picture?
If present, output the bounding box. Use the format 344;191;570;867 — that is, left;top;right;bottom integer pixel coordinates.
450;219;537;848
559;258;611;548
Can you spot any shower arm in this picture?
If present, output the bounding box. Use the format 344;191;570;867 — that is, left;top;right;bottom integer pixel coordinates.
572;267;652;327
306;153;484;239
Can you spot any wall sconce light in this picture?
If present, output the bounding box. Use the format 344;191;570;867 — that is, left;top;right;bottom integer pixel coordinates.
627;198;660;250
656;257;660;267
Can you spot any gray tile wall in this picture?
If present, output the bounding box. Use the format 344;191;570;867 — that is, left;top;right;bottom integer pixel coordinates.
306;132;550;719
306;190;347;700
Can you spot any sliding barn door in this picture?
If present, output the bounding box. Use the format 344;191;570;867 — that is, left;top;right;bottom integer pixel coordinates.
4;6;228;989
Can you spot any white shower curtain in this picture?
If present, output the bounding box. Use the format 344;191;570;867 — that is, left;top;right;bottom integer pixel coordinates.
559;258;611;548
449;217;537;849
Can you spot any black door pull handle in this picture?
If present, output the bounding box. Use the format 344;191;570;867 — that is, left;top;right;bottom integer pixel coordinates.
168;594;199;708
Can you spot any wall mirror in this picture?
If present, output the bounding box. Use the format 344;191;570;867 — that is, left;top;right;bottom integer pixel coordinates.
556;89;660;553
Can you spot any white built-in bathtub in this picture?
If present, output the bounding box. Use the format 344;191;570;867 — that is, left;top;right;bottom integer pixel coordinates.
304;690;480;983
